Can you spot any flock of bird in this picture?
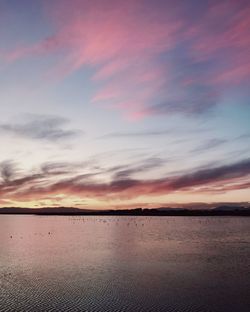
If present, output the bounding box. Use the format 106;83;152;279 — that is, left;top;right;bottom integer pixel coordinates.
70;217;147;227
8;217;152;240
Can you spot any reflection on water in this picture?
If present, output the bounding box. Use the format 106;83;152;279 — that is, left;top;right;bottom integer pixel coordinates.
0;216;250;311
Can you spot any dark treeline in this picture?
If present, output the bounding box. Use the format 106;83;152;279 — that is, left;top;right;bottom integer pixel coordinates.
0;206;250;216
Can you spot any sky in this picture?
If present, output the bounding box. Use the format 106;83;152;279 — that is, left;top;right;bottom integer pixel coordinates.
0;0;249;209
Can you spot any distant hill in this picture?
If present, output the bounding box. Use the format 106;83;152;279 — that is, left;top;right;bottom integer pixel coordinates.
0;207;97;215
213;205;250;211
0;205;249;216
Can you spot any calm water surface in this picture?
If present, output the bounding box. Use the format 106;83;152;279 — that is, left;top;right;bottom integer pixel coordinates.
0;216;249;312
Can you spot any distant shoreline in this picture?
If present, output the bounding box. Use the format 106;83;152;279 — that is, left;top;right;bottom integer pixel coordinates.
0;207;250;217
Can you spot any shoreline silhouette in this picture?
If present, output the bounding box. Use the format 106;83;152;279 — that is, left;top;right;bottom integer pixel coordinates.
0;206;249;216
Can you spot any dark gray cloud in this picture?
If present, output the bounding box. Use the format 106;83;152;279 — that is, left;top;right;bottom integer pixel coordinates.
100;127;210;139
1;158;249;202
131;44;221;118
0;160;17;182
191;138;227;153
0;115;81;141
101;130;171;139
110;157;165;179
168;158;250;190
147;98;209;116
237;132;250;140
40;162;84;175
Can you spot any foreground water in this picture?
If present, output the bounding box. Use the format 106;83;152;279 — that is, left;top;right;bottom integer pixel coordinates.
0;216;249;312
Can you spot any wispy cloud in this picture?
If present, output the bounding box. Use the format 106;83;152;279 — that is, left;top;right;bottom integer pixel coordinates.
0;114;81;141
100;126;210;139
109;157;166;179
100;130;172;139
191;138;227;153
237;132;250;140
3;0;249;119
0;158;249;203
0;160;18;182
167;158;250;191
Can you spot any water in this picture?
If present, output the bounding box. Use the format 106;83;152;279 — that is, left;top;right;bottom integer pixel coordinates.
0;215;249;312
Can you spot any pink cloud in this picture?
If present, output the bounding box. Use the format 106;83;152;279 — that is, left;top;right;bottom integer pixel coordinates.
92;85;122;102
188;1;250;86
3;0;250;118
1;158;250;203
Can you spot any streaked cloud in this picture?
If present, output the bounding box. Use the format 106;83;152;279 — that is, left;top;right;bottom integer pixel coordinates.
3;0;250;119
109;157;166;179
101;130;171;139
0;158;249;205
0;114;81;141
0;160;18;182
167;158;250;191
0;1;249;207
100;126;210;139
191;138;227;153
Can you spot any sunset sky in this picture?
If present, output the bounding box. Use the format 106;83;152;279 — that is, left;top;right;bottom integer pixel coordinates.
0;0;249;209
